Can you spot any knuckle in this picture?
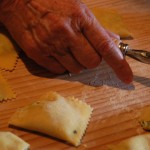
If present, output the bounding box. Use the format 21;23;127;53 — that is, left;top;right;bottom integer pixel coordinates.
97;40;115;57
71;2;86;19
72;4;95;30
51;18;70;34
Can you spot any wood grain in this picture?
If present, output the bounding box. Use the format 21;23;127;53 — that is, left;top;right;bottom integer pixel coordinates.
0;0;150;149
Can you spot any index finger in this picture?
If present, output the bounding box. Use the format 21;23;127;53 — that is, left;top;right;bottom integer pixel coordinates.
81;7;133;83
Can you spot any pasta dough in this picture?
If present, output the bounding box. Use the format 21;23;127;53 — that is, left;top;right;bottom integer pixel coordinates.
0;73;16;101
91;8;132;39
9;91;93;146
108;134;150;150
0;132;30;150
0;33;19;71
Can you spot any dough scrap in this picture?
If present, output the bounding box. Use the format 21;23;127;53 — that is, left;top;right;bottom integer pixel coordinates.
0;131;30;150
91;8;132;39
9;91;93;146
108;134;150;150
139;106;150;130
0;73;16;101
0;33;19;71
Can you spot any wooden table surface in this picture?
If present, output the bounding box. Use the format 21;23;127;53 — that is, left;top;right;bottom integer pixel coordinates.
0;0;150;149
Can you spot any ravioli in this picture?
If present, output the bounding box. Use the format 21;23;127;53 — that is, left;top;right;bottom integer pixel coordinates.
108;134;150;150
0;72;16;101
0;33;19;71
9;91;93;146
91;8;132;39
0;132;30;150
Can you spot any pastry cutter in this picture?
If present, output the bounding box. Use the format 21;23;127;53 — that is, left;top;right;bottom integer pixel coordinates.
116;40;150;64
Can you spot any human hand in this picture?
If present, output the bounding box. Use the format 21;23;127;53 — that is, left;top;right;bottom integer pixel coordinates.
0;0;133;83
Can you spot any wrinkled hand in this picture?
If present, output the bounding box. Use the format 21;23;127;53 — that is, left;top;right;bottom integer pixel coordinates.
0;0;133;83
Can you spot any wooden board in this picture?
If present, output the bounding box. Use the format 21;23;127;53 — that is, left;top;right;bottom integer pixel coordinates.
0;0;150;149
